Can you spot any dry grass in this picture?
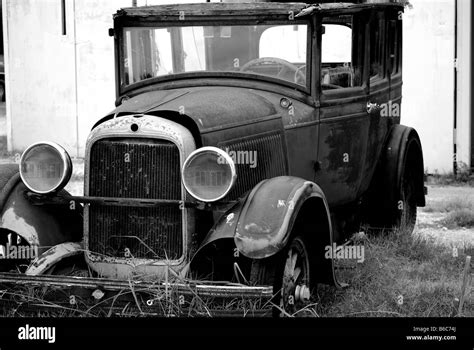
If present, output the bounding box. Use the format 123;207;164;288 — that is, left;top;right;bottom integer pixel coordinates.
442;209;474;229
422;194;474;229
423;197;474;214
315;228;473;317
427;166;474;186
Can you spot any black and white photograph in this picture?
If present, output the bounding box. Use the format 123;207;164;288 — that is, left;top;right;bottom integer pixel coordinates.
0;0;472;346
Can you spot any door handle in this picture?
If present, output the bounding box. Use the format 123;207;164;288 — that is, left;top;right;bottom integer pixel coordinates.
366;102;381;114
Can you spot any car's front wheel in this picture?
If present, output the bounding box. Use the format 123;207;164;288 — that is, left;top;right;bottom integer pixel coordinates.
250;235;315;317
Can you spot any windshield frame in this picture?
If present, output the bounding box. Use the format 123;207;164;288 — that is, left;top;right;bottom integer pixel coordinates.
115;18;313;97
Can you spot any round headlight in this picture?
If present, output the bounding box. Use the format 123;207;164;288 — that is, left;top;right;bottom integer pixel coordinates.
182;146;237;202
19;142;72;194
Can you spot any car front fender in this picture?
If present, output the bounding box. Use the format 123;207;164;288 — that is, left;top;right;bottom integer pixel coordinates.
234;176;330;259
26;242;84;275
191;176;339;286
0;164;83;256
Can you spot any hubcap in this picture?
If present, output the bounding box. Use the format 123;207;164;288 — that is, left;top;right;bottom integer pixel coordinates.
295;284;311;302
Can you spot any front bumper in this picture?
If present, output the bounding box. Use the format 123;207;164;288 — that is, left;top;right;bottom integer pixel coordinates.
0;272;273;317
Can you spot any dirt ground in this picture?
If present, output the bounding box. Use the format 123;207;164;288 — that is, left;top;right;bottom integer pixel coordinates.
416;186;474;249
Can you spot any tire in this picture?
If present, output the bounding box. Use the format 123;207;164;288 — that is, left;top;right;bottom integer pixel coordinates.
41;257;91;303
393;157;417;234
0;229;32;273
365;155;418;235
250;235;316;317
0;82;5;102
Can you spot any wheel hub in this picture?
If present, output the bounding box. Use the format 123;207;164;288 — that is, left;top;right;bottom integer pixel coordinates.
295;284;310;302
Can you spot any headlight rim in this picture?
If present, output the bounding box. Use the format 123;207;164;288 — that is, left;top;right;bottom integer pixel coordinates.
19;141;73;194
182;146;237;203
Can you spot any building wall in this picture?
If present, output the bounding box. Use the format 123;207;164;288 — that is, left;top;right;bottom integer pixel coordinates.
73;0;134;156
3;0;199;158
3;0;78;155
401;0;455;174
75;0;188;156
455;0;471;172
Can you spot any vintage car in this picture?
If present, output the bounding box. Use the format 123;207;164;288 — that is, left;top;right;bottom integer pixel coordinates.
0;0;425;316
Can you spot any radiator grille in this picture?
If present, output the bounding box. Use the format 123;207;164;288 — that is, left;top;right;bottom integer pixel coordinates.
219;132;286;200
88;138;183;260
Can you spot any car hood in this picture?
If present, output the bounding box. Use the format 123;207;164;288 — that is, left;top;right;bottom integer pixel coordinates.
108;86;279;132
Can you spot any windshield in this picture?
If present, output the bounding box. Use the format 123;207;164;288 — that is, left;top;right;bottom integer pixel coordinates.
121;23;309;89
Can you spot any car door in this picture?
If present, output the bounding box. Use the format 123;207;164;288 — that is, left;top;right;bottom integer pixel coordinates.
359;9;403;196
359;10;392;195
314;13;370;207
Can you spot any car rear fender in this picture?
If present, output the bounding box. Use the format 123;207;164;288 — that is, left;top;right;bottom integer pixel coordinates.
379;125;426;208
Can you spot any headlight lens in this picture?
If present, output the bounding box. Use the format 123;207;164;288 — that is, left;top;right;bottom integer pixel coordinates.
182;146;236;202
19;142;72;194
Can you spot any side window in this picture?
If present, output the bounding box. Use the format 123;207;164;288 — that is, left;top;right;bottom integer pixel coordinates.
387;13;402;75
259;25;308;86
370;11;385;81
321;15;364;90
260;25;307;64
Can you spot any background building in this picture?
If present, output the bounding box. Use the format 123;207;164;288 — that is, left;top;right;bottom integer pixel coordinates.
1;0;472;174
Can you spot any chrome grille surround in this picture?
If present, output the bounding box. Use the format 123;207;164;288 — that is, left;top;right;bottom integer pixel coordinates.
84;115;196;279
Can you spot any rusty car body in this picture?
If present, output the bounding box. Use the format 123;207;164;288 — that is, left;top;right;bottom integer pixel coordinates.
0;0;425;316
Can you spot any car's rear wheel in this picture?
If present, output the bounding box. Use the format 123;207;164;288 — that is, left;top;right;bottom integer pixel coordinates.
250;235;315;317
365;152;418;235
0;82;5;102
395;161;417;233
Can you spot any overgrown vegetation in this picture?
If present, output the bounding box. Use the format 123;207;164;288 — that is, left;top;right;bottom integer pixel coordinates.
442;209;474;229
0;265;273;317
315;229;473;317
423;194;474;229
0;135;10;158
423;197;473;214
427;162;474;186
0;135;19;160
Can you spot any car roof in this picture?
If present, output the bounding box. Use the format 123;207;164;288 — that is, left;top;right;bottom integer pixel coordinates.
114;1;405;21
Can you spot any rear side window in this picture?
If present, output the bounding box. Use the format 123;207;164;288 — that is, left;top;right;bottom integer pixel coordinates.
387;14;402;75
369;10;402;82
369;11;385;81
321;15;364;91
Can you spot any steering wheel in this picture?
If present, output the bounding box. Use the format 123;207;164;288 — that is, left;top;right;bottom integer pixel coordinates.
294;64;306;85
240;57;306;84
